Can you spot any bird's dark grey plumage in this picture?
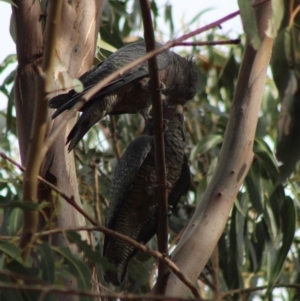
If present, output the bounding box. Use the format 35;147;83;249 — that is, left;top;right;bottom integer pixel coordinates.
48;40;198;150
103;104;190;286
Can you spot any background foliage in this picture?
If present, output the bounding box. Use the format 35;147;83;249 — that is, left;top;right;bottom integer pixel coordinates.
0;0;299;300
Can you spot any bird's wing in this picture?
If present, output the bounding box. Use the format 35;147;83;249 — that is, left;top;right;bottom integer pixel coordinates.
49;41;171;118
103;135;153;253
49;77;127;118
168;154;190;209
135;154;190;245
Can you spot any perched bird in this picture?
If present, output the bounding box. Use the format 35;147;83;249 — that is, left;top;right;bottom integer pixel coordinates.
48;40;198;151
103;103;190;286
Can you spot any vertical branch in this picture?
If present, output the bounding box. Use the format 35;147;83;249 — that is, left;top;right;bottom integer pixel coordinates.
13;0;44;164
93;162;102;225
19;0;64;261
139;0;169;294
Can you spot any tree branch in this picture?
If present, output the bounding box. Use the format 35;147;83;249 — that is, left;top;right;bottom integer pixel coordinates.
173;39;241;47
163;0;274;297
0;151;99;226
0;152;198;298
92;161;102;225
0;281;208;301
222;283;300;298
1;279;299;300
19;0;64;262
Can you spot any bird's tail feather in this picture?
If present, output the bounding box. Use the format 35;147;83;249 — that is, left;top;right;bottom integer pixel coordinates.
48;92;72;109
67;97;118;151
66;111;105;151
48;91;79;118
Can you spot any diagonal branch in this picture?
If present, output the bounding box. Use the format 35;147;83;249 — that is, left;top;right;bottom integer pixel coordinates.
173;39;241;47
0;151;99;226
0;152;199;298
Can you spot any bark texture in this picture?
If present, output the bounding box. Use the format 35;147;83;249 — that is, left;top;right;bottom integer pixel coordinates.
13;0;104;300
162;1;274;297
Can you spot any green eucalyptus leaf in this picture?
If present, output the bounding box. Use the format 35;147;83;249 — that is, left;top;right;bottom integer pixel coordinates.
266;197;296;296
55;247;92;301
36;243;55;284
0;241;22;263
238;0;260;49
190;134;222;160
66;231;114;270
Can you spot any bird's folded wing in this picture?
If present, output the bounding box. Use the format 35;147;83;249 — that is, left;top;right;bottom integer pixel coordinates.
105;135;153;230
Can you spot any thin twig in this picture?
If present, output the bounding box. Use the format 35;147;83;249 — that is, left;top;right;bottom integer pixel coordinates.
0;282;209;301
92;162;102;225
0;151;99;226
222;283;300;298
109;116;121;160
173;39;241;47
139;0;170;296
7;224;201;298
0;270;48;285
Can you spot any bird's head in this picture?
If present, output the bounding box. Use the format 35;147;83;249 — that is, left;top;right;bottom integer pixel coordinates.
166;56;198;105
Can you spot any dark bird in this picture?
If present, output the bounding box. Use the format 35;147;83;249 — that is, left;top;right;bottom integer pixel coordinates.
103;103;190;286
48;40;198;151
